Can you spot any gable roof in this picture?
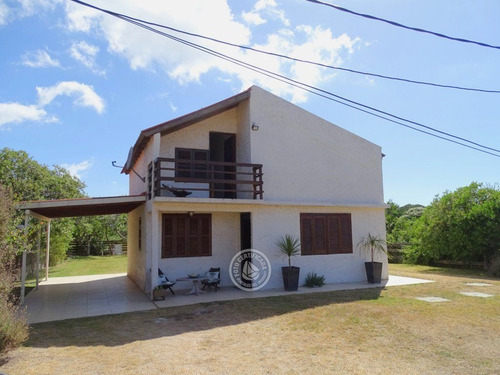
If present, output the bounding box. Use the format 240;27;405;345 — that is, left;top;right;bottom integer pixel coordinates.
122;87;252;174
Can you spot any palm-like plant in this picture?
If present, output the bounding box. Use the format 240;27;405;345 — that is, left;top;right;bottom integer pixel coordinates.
357;233;387;263
276;235;301;268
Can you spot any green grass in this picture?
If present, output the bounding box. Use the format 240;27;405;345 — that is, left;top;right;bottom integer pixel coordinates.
47;255;127;277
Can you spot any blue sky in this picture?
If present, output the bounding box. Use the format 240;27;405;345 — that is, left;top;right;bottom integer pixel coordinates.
1;0;499;205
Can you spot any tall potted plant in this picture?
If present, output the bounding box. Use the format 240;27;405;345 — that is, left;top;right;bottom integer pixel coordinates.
357;233;387;284
276;234;301;291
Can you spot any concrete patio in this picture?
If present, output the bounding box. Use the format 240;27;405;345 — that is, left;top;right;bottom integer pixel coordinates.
22;273;433;324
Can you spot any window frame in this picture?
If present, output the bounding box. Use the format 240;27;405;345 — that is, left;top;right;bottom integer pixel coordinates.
161;214;212;258
300;213;353;255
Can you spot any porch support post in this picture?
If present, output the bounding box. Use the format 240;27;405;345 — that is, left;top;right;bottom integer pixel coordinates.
45;220;51;281
20;211;29;305
150;209;160;299
35;226;41;290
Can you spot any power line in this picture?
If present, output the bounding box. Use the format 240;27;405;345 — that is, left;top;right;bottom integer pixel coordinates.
69;0;500;158
306;0;500;50
82;6;500;94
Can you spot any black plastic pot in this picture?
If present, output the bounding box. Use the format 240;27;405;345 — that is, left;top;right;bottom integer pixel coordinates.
282;266;300;291
365;262;383;283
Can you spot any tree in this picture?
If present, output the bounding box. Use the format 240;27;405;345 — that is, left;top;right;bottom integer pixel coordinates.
0;148;86;265
386;200;425;245
73;214;127;256
406;182;500;267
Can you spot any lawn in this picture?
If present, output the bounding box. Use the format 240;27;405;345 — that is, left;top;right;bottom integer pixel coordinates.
2;264;499;375
45;255;127;277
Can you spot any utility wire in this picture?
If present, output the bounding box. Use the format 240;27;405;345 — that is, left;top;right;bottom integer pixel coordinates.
69;0;500;158
74;3;500;94
306;0;500;50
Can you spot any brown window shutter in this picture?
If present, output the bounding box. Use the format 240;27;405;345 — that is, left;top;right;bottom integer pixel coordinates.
327;215;340;254
301;213;353;255
312;215;327;254
300;214;313;255
338;214;353;254
162;214;212;258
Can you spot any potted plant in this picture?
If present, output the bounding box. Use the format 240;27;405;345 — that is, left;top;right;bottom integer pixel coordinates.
357;233;387;284
276;234;301;291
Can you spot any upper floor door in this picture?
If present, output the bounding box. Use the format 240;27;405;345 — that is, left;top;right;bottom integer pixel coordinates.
209;132;236;198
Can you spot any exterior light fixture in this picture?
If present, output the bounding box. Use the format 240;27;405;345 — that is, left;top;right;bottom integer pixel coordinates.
188;211;194;217
251;123;259;131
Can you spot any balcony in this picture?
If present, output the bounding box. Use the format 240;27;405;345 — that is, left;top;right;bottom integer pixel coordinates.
148;157;263;200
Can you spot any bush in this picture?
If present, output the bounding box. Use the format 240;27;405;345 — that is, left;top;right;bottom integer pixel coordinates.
0;184;29;356
304;272;325;287
0;301;29;354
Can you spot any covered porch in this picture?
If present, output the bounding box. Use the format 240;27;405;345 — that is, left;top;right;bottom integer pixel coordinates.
16;195;147;304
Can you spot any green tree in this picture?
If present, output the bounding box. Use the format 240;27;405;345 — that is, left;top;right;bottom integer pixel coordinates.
0;148;86;265
73;214;127;255
406;182;500;266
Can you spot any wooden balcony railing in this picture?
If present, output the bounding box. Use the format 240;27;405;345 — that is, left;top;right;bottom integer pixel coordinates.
149;157;263;200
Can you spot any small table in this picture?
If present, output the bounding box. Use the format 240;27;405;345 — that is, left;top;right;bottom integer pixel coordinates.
177;276;206;295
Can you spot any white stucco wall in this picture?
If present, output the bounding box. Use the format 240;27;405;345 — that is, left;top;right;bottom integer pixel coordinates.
248;86;384;205
145;200;387;292
127;204;148;290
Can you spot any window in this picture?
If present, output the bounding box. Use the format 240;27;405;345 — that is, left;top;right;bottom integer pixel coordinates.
162;214;211;258
175;148;209;180
300;213;352;255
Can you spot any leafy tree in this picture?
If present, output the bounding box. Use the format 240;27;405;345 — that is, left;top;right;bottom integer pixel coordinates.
0;148;86;265
385;200;402;242
406;182;500;266
386;200;425;245
73;214;127;255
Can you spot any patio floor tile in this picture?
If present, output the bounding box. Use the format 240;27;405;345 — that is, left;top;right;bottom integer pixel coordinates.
22;274;433;324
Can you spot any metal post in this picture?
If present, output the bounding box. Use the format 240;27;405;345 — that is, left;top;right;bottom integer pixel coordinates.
20;212;29;305
35;226;41;290
45;220;51;281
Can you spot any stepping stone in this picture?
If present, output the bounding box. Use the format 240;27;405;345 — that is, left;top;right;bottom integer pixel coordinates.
465;282;492;287
459;292;493;298
415;296;450;303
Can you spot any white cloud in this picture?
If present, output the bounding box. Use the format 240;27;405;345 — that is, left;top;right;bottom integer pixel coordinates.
0;102;52;128
58;1;358;103
61;159;93;179
36;81;105;114
70;41;105;75
242;0;289;27
0;0;9;25
17;0;61;17
241;11;266;26
22;49;60;68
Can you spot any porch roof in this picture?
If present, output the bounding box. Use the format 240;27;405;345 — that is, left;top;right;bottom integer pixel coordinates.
17;194;146;219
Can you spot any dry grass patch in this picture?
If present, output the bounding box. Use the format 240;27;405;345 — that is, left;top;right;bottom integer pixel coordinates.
1;265;499;374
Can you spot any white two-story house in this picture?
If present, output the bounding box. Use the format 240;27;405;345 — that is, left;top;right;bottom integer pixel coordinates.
123;85;388;294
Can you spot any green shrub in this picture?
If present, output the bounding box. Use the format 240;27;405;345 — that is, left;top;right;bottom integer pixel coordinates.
0;300;29;354
0;184;29;356
304;272;325;287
